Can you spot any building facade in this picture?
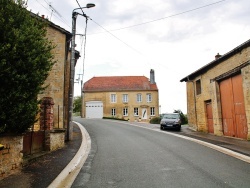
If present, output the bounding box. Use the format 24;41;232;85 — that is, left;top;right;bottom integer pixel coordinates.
82;69;159;122
181;39;250;140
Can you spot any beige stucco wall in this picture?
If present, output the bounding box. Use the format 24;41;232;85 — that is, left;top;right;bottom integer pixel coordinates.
83;90;159;122
186;46;250;139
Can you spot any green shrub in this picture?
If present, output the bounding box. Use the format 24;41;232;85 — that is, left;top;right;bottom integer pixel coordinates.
150;117;161;124
103;117;128;121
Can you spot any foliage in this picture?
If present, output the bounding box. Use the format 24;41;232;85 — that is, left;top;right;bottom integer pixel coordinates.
73;96;82;113
149;117;161;124
103;117;128;121
173;109;188;125
0;0;55;133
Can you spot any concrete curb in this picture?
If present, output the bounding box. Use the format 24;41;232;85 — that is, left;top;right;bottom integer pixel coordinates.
48;121;91;188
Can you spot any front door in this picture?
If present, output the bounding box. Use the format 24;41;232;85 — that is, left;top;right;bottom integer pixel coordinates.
142;108;147;120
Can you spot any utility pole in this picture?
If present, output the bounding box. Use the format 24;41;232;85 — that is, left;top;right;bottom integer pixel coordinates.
67;4;95;141
67;12;77;141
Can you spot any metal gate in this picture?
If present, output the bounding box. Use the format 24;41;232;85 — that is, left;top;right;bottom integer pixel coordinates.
206;101;214;134
219;74;247;139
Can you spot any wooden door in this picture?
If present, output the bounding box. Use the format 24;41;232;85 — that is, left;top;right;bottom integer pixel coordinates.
219;74;247;139
206;102;214;134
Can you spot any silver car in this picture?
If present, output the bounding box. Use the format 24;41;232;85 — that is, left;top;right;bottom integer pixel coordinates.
160;113;181;131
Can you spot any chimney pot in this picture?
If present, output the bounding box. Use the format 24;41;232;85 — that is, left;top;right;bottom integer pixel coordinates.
215;53;221;60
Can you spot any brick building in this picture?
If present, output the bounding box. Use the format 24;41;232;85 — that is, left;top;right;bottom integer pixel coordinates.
82;69;159;122
180;39;250;140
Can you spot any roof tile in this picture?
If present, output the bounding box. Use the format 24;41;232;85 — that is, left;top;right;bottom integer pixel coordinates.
83;76;158;92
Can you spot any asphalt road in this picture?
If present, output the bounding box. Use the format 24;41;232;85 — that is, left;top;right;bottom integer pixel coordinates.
72;118;250;188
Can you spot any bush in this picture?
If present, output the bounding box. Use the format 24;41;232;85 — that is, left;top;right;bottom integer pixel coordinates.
103;117;128;121
173;109;188;125
150;117;161;124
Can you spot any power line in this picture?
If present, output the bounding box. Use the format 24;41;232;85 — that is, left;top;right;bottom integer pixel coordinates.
90;0;227;34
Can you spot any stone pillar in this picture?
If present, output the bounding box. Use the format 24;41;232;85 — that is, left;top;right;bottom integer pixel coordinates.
40;97;54;131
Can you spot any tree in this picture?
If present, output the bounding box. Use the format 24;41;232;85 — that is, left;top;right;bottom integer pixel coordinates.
173;109;188;125
0;0;55;133
73;96;82;113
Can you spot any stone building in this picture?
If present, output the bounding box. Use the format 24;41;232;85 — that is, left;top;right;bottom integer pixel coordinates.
180;39;250;140
82;69;159;122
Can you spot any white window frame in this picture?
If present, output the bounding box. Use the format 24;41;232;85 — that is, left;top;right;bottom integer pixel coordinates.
111;94;116;103
150;107;155;116
123;107;128;116
111;108;116;116
147;93;152;102
137;93;142;103
134;107;139;116
123;94;128;103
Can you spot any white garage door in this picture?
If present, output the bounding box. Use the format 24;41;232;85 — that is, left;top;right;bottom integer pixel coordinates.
86;101;103;118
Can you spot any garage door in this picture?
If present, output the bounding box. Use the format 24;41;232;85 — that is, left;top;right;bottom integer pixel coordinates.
219;74;247;139
86;101;103;118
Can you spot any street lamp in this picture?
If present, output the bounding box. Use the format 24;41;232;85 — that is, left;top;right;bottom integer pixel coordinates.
67;3;95;141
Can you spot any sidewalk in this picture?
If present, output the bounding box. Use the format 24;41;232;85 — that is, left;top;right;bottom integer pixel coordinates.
0;123;82;188
0;121;249;188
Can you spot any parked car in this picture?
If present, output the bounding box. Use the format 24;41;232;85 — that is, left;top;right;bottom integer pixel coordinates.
160;113;181;131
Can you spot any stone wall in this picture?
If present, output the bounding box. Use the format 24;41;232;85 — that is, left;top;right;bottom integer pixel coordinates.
48;130;66;151
0;135;23;180
38;26;68;129
186;46;250;139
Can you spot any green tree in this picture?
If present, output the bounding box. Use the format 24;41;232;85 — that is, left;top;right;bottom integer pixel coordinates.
73;96;82;113
0;0;55;133
173;109;188;125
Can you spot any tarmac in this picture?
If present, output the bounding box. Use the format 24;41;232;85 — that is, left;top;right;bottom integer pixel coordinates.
0;120;250;188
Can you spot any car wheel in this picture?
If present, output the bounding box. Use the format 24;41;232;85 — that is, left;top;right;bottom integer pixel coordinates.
160;126;164;130
176;127;181;131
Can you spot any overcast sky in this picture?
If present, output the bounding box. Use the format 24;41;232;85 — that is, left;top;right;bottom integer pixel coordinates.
27;0;250;114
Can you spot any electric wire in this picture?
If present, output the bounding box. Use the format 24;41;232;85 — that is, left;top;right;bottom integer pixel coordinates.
89;0;227;34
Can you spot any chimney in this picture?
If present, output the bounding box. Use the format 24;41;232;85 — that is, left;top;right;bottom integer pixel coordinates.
150;69;156;84
215;53;221;60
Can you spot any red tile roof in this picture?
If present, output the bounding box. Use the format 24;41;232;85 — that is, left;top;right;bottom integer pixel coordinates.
83;76;158;92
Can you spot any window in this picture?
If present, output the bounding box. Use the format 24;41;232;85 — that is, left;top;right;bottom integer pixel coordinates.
137;93;142;102
123;108;128;116
123;94;128;103
147;93;152;102
196;79;201;95
111;108;116;116
111;94;116;103
150;107;155;116
134;108;139;116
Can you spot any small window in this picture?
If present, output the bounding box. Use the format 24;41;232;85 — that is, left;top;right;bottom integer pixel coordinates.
150;107;155;116
147;93;152;102
134;108;139;116
196;79;201;95
123;108;128;116
111;94;116;103
111;108;116;116
123;94;128;103
137;94;142;103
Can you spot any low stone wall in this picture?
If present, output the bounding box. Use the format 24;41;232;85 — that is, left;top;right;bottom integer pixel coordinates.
49;129;66;151
0;135;23;180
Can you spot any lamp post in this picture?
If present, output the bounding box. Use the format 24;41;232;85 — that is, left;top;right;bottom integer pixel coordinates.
67;3;95;141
